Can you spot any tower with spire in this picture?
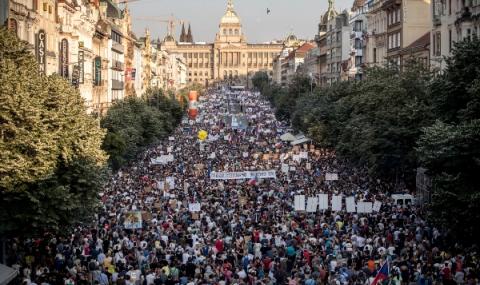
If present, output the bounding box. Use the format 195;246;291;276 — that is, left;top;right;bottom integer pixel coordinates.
179;23;187;42
319;0;338;35
186;24;193;43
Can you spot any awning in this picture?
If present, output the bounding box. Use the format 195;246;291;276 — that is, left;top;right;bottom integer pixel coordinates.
291;137;311;146
280;132;296;142
0;264;18;285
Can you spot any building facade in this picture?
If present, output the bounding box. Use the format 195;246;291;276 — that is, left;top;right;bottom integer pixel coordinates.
382;0;431;66
160;0;283;86
345;0;369;80
431;0;479;69
365;0;388;66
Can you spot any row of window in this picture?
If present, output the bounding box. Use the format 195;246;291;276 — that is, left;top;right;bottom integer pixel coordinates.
188;63;210;68
182;52;277;60
223;28;241;36
387;32;401;50
189;71;209;77
112;31;122;44
387;8;401;26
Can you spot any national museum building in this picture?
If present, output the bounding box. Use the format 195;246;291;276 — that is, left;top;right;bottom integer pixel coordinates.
160;0;283;85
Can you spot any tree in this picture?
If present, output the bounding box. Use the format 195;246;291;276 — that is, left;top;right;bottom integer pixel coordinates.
0;28;107;236
252;71;269;91
416;37;480;245
101;89;185;170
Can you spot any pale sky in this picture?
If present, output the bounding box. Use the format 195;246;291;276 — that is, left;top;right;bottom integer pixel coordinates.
129;0;354;43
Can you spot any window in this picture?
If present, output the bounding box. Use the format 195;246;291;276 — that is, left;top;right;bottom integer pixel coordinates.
373;48;377;63
235;29;239;35
355;56;363;66
434;32;441;56
229;29;233;35
112;31;122;44
355;38;362;49
449;0;452;14
223;29;227;35
449;29;452;51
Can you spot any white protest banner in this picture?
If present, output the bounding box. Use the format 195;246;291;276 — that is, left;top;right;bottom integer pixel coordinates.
292;155;301;163
166;176;175;189
168;136;174;141
294;195;306;211
331;195;343;211
124;212;142;229
325;173;339;181
346;197;356;213
167;147;173;153
151;155;174;165
243;152;249;158
281;164;289;174
357;202;373;213
300;152;308;159
290;166;296;171
373;201;382;212
318;194;329;210
306;163;312;170
188;203;201;212
306;197;318;212
209;152;216;159
210;170;277;180
157;181;165;190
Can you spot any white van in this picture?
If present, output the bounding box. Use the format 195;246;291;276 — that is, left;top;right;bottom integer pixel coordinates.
391;194;415;207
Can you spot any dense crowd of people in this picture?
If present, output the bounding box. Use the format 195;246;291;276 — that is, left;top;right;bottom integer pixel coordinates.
5;89;479;285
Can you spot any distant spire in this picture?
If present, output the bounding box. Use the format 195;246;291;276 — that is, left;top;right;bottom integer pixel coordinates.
180;22;186;42
186;24;193;43
227;0;234;11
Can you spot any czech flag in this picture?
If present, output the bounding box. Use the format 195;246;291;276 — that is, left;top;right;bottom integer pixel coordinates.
371;260;389;285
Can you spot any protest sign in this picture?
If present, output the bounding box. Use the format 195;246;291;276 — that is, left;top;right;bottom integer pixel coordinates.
294;195;306;211
373;201;382;212
357;202;373;213
346;197;356;213
325;173;339;181
124;212;142;229
318;194;329;210
331;195;343;211
168;136;174;141
281;163;289;174
188;203;201;212
306;197;318;212
166;176;175;189
300;152;308;159
210;170;276;180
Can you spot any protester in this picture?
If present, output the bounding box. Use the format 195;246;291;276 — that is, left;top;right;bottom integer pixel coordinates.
6;89;479;285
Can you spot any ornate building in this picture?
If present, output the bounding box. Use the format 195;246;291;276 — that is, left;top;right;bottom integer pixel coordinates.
160;0;283;86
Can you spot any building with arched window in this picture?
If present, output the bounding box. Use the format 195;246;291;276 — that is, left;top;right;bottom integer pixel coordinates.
160;0;283;86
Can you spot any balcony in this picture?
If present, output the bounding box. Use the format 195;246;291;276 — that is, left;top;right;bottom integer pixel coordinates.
10;1;29;17
382;0;401;9
350;31;364;39
112;60;124;71
111;79;124;90
433;15;442;26
112;42;124;54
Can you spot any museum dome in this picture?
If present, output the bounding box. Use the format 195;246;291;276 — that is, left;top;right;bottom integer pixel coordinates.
220;0;241;25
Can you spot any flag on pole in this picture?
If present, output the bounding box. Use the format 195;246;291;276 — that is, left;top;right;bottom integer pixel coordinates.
371;260;390;285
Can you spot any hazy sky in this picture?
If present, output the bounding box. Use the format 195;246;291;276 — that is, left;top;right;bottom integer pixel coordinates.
129;0;354;43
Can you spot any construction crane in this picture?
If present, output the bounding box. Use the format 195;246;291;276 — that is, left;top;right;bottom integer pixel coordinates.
117;0;143;5
134;15;186;38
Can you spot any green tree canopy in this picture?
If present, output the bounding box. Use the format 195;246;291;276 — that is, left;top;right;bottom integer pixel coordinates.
0;28;107;236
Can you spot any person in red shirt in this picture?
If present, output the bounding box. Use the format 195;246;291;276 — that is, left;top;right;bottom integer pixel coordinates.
215;238;224;253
